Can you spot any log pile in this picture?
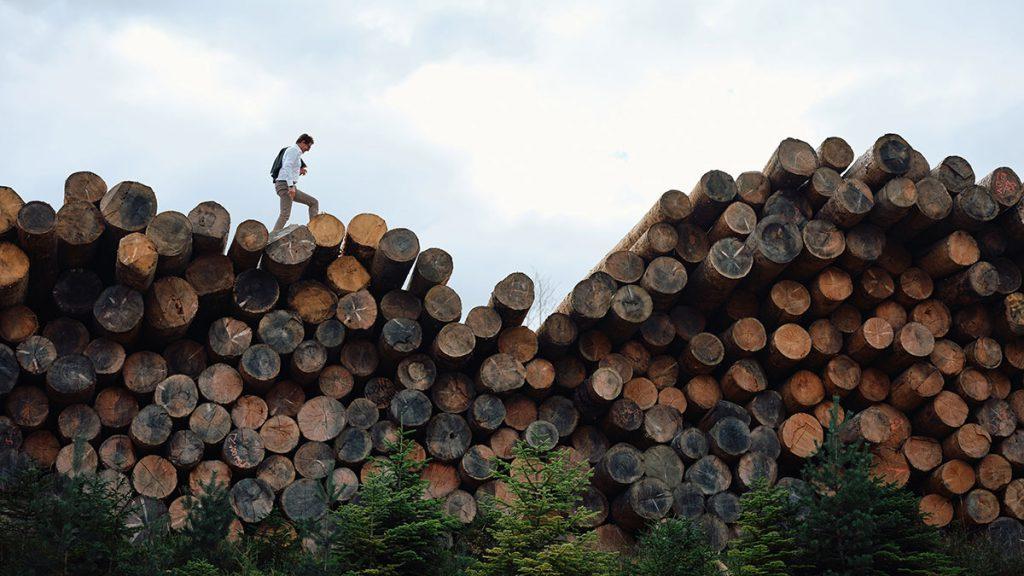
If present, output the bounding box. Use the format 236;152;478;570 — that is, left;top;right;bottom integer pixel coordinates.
2;135;1024;551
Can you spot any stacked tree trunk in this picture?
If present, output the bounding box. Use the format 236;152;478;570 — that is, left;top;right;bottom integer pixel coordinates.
3;138;1024;551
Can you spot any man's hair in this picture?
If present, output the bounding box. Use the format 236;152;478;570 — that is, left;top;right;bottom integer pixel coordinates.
297;134;314;145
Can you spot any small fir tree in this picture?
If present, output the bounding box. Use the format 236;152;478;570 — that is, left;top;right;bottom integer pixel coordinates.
726;478;802;576
629;517;718;576
323;430;460;576
468;442;619;576
794;403;960;576
0;446;137;576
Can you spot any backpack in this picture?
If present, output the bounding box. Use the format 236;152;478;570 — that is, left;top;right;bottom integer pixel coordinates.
270;147;307;180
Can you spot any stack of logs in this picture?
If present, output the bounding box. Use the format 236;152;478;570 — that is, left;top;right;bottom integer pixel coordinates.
2;134;1024;552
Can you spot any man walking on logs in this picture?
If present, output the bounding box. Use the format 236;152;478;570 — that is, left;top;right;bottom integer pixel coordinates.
271;133;319;232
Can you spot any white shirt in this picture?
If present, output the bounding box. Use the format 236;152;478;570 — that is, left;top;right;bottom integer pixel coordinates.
278;144;303;187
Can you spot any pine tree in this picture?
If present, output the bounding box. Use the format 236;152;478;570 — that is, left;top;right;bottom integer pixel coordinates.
630;517;718;576
323;430;460;576
794;404;960;576
468;442;619;576
726;478;801;576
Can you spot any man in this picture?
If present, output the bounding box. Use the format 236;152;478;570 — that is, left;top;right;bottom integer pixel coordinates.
271;133;319;232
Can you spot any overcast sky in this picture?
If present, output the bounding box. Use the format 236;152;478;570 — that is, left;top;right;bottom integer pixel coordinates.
2;1;1023;320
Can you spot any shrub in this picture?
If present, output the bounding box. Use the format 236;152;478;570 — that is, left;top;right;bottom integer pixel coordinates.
726;478;802;576
468;442;618;576
321;430;461;576
629;517;718;576
0;446;137;576
793;405;959;576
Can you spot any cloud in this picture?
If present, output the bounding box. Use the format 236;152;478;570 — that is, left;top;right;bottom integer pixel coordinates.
380;57;861;222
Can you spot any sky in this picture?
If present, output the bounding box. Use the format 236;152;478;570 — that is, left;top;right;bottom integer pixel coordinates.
2;1;1023;323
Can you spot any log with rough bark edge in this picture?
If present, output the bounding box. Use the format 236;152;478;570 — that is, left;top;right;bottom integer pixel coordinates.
630;222;678;260
612;477;673;530
280;478;328;522
784;219;846;282
851;266;892;309
421;285;462;335
719;317;766;358
950;185;999;232
929;459;976;497
817;178;874;229
844;133;912;188
912;299;951;338
934;261;999;306
953;368;992;406
932;156;976;196
15;335;55;380
673;221;710;267
536;313;576;358
0;242;30;308
1005;480;1024;520
369;227;419;293
154;374;198;420
55;200;104;268
99;181;158;239
779;413;823;460
763;323;811;375
735;171;770;208
594;443;644;494
837;223;885;273
595;251;645;286
844;316;893;364
914;390;969;437
162;339;206;379
816;136;854;173
262;225;315;285
488;272;534;328
335;289;377;333
406;247;453;297
683;237;752;312
639;256;687;310
870;177;917;228
800;167;842;210
708;202;757;243
341;213;387;266
683;171;735;229
892;177;953;241
394;353;436;391
230;478;275;523
0;305;37;345
238;344;280;390
143;276;198;343
85;338;125;382
809;267;852;316
131;454;177;498
839;405;891;445
185;254;235;310
763;280;810;326
299;213;344;277
207;317;252;364
887;362;943;412
145;211;193;275
62;171;107;205
425;412;472;462
45;353;95;404
820;354;861;398
978;166;1022;211
975;399;1017;439
345;397;379;430
763;138;818;191
743;216;803;289
679;332;724;376
94;386;139;430
188;402;231;445
917;230;978;280
226;219;269;272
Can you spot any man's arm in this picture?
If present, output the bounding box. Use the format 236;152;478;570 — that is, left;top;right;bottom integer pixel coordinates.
281;146;302;188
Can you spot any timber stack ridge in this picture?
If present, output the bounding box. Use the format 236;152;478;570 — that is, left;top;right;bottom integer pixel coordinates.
1;133;1024;551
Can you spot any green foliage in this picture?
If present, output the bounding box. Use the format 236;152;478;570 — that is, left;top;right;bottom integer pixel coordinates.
0;445;137;576
629;517;718;576
793;404;960;576
468;442;618;576
726;479;802;576
321;430;461;576
942;528;1024;576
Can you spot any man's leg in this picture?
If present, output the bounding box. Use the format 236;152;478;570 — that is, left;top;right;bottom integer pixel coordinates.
292;188;320;221
272;182;293;232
